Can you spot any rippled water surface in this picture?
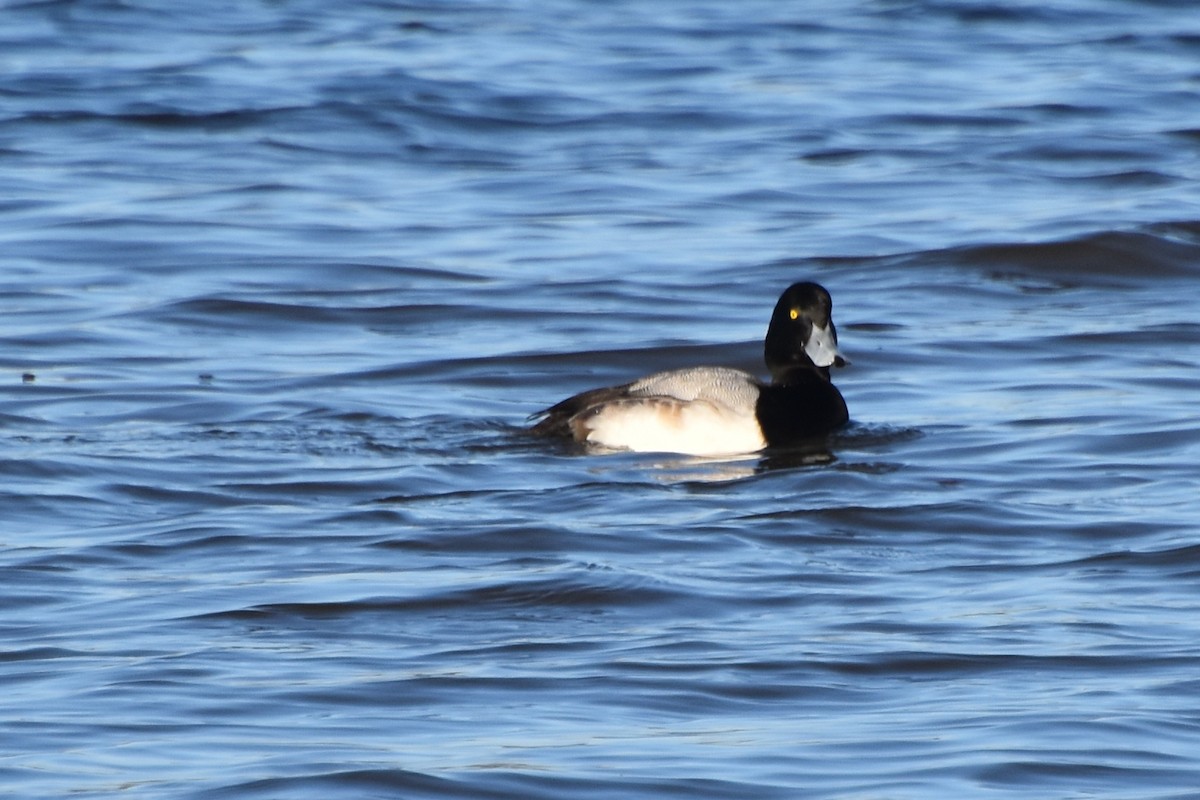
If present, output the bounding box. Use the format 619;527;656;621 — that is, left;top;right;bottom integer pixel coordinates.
4;1;1200;798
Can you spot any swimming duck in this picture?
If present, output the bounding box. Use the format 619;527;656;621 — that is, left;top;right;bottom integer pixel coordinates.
529;281;848;455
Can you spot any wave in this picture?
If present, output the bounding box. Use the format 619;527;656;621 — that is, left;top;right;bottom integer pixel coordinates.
937;229;1200;280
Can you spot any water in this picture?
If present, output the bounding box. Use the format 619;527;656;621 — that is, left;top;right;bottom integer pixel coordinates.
4;1;1200;797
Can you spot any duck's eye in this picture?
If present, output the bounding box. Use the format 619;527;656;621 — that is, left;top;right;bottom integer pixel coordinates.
789;308;799;320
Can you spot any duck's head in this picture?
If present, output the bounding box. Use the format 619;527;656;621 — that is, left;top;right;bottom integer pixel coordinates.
764;281;847;380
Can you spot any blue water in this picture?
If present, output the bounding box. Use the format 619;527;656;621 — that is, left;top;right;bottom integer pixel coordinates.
4;1;1200;798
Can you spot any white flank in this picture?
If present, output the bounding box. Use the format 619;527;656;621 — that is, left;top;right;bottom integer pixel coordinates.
579;398;766;456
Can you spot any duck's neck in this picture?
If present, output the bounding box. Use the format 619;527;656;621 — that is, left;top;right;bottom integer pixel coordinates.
768;362;830;386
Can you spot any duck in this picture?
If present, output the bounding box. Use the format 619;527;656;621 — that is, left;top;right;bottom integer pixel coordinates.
529;281;849;456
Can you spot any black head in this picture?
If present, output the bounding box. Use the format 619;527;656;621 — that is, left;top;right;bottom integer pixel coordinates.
764;281;847;381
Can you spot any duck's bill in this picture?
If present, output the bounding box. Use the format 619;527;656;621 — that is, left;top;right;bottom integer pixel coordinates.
805;323;848;368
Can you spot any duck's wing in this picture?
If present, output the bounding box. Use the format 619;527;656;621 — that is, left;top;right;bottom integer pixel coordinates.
528;367;761;438
624;367;762;407
528;381;635;436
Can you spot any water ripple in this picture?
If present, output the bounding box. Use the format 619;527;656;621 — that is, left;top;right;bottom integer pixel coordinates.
5;1;1200;798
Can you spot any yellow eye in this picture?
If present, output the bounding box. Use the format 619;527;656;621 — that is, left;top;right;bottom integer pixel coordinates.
789;308;799;320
